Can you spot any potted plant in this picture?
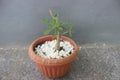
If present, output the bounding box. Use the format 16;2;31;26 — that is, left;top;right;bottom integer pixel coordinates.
28;10;79;78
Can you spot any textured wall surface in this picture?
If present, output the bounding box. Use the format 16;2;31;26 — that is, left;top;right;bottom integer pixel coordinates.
0;0;120;46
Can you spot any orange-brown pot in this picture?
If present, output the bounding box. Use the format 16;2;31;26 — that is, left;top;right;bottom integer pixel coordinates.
28;35;79;78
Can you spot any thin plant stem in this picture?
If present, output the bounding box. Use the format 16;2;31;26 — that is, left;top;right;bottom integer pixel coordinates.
55;31;61;50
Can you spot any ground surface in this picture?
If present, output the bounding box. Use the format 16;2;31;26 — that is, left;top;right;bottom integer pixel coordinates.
0;43;120;80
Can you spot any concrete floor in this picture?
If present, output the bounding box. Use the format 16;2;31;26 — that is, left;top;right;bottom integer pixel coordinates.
0;43;120;80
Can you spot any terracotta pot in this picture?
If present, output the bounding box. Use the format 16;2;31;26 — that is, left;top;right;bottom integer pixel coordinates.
28;35;79;78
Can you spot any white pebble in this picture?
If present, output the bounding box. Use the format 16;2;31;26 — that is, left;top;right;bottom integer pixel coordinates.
35;39;74;59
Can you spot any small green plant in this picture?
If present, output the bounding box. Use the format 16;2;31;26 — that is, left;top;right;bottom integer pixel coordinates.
43;10;73;50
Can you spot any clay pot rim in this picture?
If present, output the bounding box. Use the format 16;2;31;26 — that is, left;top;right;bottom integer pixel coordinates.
28;35;79;65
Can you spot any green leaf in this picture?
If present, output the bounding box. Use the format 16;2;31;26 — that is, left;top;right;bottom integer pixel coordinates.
60;21;67;25
42;18;50;24
42;10;74;37
68;30;72;37
68;24;74;37
52;19;57;26
54;14;58;17
44;29;51;35
44;26;53;35
53;14;58;22
53;28;57;35
58;26;63;31
61;26;67;30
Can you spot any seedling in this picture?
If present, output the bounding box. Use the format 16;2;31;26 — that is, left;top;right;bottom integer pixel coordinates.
43;10;73;51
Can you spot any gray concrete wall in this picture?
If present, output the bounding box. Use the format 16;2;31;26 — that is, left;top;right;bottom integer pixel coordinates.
0;0;120;46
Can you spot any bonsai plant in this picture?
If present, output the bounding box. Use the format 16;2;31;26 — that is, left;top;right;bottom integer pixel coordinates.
43;10;73;51
28;10;79;78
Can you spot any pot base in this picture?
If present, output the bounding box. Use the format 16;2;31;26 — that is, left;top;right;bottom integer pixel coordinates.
36;63;71;78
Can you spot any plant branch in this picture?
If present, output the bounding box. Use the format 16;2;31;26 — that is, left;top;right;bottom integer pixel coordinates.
49;10;54;19
62;31;69;35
